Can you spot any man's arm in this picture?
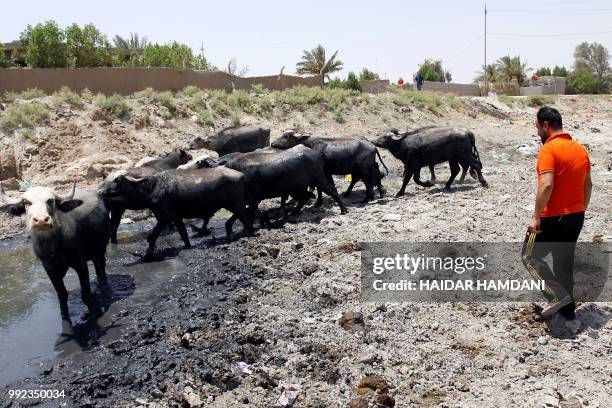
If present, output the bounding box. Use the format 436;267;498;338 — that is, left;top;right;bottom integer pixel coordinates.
529;172;554;233
583;173;592;211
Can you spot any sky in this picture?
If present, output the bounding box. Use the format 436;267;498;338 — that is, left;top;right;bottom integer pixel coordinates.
2;0;611;83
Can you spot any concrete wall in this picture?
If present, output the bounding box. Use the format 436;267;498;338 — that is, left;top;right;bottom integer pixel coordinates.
520;76;566;96
360;79;390;94
0;68;323;94
479;82;520;96
421;81;481;96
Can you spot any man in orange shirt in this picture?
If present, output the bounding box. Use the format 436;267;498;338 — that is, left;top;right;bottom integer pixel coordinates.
522;107;592;321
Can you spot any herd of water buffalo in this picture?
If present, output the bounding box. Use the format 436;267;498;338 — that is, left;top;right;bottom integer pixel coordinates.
0;125;488;323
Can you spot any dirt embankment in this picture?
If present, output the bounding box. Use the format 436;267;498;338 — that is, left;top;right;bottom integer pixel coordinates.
1;92;611;407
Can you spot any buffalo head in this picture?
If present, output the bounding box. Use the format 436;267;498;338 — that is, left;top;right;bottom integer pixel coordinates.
98;171;155;206
271;131;310;149
372;131;406;149
0;182;81;233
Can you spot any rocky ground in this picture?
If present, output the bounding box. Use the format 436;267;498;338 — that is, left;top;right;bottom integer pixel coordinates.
1;93;611;407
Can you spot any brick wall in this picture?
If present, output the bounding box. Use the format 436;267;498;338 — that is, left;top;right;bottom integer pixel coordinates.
360;79;390;94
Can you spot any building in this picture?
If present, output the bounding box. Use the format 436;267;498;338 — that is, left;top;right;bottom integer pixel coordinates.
520;76;566;96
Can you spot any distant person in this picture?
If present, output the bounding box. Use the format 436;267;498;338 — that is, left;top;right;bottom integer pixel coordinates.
398;77;405;86
415;73;424;91
521;107;592;321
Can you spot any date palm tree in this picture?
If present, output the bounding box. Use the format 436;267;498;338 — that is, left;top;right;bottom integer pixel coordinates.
496;55;528;84
113;33;148;50
296;44;343;81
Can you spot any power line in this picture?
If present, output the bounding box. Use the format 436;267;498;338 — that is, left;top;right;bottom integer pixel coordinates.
487;7;612;12
488;30;612;37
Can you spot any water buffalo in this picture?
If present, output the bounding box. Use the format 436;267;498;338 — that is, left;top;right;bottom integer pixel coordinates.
373;127;488;196
189;126;270;156
99;167;253;259
0;183;110;322
271;132;388;204
102;148;192;243
220;145;348;224
388;128;477;184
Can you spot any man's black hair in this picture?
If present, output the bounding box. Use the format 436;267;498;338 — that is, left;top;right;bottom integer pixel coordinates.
537;106;563;129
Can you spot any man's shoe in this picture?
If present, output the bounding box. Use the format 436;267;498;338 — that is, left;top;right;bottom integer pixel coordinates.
559;301;576;320
539;296;572;320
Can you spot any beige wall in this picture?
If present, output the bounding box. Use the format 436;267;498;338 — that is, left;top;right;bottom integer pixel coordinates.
0;68;323;95
360;79;390;94
421;81;481;96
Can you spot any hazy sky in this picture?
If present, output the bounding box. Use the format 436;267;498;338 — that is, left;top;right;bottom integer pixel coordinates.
2;0;611;83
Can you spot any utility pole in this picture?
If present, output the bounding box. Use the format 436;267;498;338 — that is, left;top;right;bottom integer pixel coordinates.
484;4;487;82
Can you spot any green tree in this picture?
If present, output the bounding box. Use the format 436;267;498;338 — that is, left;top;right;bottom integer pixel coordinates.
552;66;569;77
417;59;451;83
65;23;110;67
20;21;67;68
473;64;498;82
194;53;213;70
359;68;379;80
534;67;551;77
296;44;343;81
496;55;527;84
0;44;7;68
141;42;196;69
573;42;610;93
345;72;362;91
566;69;598;94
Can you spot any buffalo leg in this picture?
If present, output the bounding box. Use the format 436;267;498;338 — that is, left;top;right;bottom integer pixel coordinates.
226;204;254;237
75;261;100;318
45;267;70;321
291;190;311;215
191;214;212;235
414;167;435;188
464;157;489;187
92;255;108;285
343;177;358;197
362;173;375;203
444;159;461;190
397;166;414;197
109;206;125;244
146;219;170;258
316;176;348;214
429;164;437;184
173;218;191;249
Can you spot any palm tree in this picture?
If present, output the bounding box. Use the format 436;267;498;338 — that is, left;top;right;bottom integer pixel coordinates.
296;44;343;81
113;33;148;50
496;56;528;84
224;58;249;77
474;64;498;82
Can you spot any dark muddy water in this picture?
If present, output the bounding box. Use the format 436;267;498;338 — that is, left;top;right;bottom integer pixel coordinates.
0;219;227;387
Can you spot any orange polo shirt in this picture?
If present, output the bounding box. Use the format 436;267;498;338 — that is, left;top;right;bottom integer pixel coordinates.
536;133;590;217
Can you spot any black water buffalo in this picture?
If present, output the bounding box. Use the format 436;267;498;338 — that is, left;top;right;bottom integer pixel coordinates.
373;127;488;196
99;167;253;259
388;128;477;184
271;132;389;203
0;183;110;322
189;126;270;156
101;148;192;243
220;145;347;223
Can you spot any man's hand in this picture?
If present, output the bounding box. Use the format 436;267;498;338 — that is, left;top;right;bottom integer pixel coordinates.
528;216;541;234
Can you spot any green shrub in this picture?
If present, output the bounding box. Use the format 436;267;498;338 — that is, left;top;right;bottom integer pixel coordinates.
20;20;67;68
52;86;84;108
333;107;345;123
178;85;202;98
391;89;443;112
328;78;345;89
230;110;241;126
17;128;35;139
251;84;267;94
497;95;515;108
524;95;556;107
195;109;215;127
94;94;129;118
0;103;49;131
151;91;176;112
132;87;156;99
3;88;46;102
